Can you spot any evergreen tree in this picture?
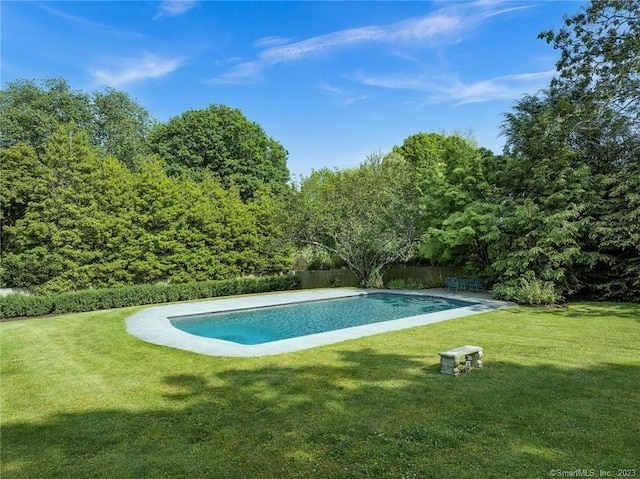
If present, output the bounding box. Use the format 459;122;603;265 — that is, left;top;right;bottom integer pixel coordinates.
0;144;50;251
1;124;103;291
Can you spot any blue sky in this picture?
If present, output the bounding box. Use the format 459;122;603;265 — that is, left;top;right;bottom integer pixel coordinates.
2;1;587;178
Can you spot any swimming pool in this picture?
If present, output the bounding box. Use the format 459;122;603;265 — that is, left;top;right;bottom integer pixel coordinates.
170;293;473;345
126;289;509;356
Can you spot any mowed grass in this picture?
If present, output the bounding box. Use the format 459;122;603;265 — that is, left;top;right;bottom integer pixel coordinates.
1;300;639;479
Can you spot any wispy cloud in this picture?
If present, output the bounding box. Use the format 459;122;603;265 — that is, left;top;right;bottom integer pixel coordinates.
252;36;295;49
90;53;185;87
210;13;460;84
318;82;372;106
36;3;143;38
351;70;555;104
154;0;197;20
209;1;531;85
446;71;555;104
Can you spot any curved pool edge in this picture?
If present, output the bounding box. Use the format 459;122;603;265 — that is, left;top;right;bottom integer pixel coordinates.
125;288;514;357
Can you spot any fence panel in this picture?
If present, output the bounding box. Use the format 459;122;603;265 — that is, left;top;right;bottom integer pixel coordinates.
295;266;464;289
382;265;464;288
294;270;359;289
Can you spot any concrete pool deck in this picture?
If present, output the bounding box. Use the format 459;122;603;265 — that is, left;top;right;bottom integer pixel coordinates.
125;288;514;357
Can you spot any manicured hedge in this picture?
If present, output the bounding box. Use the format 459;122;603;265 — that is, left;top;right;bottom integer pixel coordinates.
0;275;301;320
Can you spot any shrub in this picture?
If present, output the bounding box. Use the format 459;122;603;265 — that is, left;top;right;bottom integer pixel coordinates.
365;269;384;289
517;276;562;305
491;282;521;302
492;275;562;305
0;293;55;318
387;279;427;290
0;275;301;320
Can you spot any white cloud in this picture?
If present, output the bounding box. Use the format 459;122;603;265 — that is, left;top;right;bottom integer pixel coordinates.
37;3;143;38
209;0;519;84
210;62;263;85
154;1;197;20
318;82;372;106
453;71;556;103
90;53;184;87
350;70;556;104
252;36;295;48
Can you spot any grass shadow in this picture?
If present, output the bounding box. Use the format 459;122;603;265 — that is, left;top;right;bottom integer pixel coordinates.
3;348;638;479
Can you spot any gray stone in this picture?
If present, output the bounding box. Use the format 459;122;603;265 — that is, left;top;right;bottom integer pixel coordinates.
439;345;483;376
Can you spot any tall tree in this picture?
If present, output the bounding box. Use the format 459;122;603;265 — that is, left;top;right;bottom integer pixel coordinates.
1;143;292;292
0;79;92;156
146;104;290;200
0;144;50;250
1;124;104;291
290;152;421;287
0;78;152;167
394;132;498;275
497;79;640;301
90;88;153;168
589;160;640;301
536;0;640;300
540;0;640;125
497;90;594;293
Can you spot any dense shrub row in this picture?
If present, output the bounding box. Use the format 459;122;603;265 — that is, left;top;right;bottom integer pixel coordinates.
0;275;301;320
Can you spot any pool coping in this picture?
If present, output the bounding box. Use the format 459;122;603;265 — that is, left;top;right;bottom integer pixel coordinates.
125;288;514;357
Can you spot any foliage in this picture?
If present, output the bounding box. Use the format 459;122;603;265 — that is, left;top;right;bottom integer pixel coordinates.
497;86;638;299
290;246;345;271
0;78;92;155
490;282;521;303
0;78;152;167
527;0;640;301
1;80;294;294
494;84;607;302
146;104;290;200
0;274;300;319
0;143;50;252
364;268;384;289
290;152;421;287
516;276;562;305
89;88;153;168
394;133;500;276
2;124;104;290
492;274;562;305
1;125;291;293
5;6;640;307
584;160;640;302
540;0;640;123
496;90;592;294
386;279;427;290
380;2;639;303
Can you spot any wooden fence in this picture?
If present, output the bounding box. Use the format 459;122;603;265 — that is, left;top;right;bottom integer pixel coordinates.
294;265;464;289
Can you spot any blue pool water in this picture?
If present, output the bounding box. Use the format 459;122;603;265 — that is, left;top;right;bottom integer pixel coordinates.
169;293;473;345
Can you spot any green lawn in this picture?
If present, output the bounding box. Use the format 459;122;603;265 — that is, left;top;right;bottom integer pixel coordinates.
1;300;639;479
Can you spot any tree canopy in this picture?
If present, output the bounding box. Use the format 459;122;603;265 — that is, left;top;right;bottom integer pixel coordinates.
1;124;291;293
392;132;498;275
0;80;295;293
146;104;290;200
540;0;640;124
290;152;421;287
0;78;152;168
394;0;640;302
